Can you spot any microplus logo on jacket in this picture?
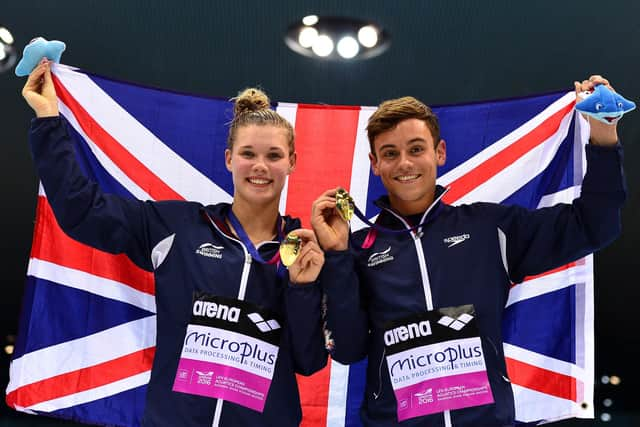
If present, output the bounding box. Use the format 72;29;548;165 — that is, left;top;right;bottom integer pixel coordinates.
195;243;224;259
367;247;394;267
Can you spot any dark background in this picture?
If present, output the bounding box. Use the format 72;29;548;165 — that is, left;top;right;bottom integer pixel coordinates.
1;1;638;425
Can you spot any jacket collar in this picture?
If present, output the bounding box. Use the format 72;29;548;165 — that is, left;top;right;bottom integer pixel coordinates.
373;185;448;229
200;202;301;241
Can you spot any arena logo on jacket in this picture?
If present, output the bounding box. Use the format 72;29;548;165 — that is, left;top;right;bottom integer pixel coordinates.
383;304;494;421
172;292;282;412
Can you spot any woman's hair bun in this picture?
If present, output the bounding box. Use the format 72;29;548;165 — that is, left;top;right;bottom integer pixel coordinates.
233;88;271;117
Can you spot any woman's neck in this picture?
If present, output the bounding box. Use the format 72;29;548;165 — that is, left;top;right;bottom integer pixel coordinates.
229;199;281;245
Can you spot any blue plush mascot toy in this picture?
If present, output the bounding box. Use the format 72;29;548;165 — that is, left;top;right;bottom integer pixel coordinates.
15;37;66;77
576;84;636;125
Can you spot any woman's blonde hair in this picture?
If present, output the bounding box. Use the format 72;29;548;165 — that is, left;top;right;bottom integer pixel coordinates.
227;88;295;153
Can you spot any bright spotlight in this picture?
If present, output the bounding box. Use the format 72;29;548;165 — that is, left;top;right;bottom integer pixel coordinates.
285;16;389;61
0;27;14;44
358;25;378;48
302;15;319;26
337;36;359;59
298;27;318;48
312;35;333;57
0;26;16;74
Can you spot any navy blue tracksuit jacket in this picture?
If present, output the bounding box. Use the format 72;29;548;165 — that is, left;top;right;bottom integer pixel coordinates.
322;142;625;426
29;117;327;427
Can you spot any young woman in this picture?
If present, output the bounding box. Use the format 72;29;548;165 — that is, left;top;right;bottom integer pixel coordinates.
22;59;327;427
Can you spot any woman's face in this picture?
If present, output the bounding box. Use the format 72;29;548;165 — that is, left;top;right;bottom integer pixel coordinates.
225;125;295;207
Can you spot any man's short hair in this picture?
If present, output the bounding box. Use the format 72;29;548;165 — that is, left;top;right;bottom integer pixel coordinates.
366;96;440;155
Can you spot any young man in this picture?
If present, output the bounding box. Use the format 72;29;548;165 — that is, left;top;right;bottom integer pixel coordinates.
311;76;626;426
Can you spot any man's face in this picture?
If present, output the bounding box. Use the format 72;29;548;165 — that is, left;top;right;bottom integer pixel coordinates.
369;118;446;216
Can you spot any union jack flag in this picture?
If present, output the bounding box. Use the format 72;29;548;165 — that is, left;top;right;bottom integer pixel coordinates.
6;63;593;426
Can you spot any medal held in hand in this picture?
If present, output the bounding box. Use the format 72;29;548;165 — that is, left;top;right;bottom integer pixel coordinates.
279;232;301;267
335;187;451;239
335;188;355;221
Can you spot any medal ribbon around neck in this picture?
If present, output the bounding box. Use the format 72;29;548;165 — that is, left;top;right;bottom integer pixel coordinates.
338;188;449;235
227;209;302;270
227;209;283;265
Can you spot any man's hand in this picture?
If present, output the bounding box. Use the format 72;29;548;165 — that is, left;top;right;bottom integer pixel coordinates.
287;229;325;285
310;188;350;251
574;75;618;146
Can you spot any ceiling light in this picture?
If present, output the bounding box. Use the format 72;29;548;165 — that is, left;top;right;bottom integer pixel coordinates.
337;36;359;59
285;16;390;61
358;25;378;48
302;15;319;26
298;27;318;48
0;26;16;74
0;27;14;44
312;35;333;57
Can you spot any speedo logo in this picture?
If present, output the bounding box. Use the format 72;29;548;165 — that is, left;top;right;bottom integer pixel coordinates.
367;247;394;267
196;243;224;259
443;233;470;248
192;300;240;322
384;320;432;346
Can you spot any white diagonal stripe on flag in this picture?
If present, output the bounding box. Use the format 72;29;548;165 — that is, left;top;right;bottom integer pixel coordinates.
53;64;231;204
538;186;581;207
27;258;156;313
441;106;575;205
24;371;151;413
438;92;575;186
504;343;587;381
58;101;152;201
505;265;589;307
6;316;156;393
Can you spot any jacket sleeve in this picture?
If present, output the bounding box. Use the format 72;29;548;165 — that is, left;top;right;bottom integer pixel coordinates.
320;249;369;364
30;116;155;271
284;281;328;376
500;142;626;283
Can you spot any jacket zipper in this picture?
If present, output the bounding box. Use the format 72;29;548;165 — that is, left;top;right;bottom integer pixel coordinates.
382;190;453;427
207;219;255;427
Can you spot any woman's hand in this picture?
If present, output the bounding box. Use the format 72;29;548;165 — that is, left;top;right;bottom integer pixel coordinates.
22;59;59;118
287;229;325;285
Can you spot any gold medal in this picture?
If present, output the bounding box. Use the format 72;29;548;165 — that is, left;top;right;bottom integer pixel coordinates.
335;188;354;221
279;232;301;267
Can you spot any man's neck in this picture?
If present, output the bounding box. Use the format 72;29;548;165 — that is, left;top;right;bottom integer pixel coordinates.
388;193;435;217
